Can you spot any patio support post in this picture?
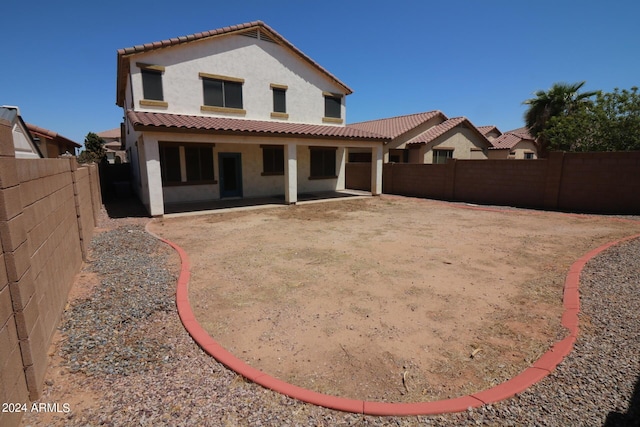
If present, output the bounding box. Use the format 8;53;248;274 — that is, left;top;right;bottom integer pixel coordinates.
141;136;165;216
371;144;383;195
336;147;346;191
284;143;297;204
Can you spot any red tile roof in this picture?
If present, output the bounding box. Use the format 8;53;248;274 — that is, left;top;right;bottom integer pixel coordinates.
347;111;447;139
26;123;81;147
406;117;492;147
117;21;352;106
490;127;535;149
127;111;387;141
97;128;121;139
477;125;501;136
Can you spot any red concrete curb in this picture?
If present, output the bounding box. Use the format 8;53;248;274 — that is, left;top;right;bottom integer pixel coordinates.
148;219;640;416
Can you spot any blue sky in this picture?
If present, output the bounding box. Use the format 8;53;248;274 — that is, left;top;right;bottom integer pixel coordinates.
2;1;638;147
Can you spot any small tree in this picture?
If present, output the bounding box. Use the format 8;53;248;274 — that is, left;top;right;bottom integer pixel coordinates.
78;132;106;163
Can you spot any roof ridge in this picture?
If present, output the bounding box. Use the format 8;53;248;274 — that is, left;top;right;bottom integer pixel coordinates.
348;110;443;125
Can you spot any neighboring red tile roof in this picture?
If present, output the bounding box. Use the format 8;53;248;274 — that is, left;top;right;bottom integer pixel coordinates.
117;21;352;106
477;125;501;136
406;117;492;146
347;111;447;139
506;127;534;139
26;123;81;147
97;128;121;139
127;111;387;141
490;127;535;149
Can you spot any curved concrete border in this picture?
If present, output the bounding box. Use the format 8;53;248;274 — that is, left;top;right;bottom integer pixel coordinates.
146;221;640;415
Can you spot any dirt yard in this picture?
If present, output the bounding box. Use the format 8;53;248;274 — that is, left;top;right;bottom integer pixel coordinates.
148;195;640;403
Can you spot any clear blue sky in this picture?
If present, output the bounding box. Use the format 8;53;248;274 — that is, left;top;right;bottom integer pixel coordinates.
2;1;638;146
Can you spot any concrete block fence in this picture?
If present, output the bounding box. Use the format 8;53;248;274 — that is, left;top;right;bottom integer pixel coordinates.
346;151;640;214
0;119;102;427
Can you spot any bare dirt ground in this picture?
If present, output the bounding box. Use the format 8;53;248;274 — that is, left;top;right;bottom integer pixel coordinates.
148;195;640;403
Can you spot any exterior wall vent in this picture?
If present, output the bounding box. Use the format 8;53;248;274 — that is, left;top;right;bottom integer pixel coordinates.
258;30;277;44
241;29;259;39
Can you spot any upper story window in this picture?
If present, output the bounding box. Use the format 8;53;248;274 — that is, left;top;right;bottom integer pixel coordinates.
200;73;245;115
323;92;343;124
137;63;167;107
270;84;288;119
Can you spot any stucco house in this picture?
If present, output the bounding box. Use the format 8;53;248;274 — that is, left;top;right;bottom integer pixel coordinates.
477;125;502;142
489;127;537;159
97;128;127;163
347;111;493;164
116;21;386;216
26;123;80;158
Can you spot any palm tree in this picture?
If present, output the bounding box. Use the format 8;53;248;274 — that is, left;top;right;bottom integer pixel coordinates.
523;81;599;157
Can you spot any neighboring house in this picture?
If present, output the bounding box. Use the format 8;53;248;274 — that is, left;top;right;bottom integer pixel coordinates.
116;21;386;216
477;125;502;142
26;123;80;158
348;111;493;164
97;127;128;163
489;127;537;159
0;106;43;158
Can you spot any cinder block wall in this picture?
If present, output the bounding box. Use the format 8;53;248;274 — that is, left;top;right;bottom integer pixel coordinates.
344;163;372;191
370;151;640;214
0;121;101;427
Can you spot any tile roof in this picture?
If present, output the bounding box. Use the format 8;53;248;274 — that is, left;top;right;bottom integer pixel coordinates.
26;123;81;147
477;125;501;136
97;128;121;139
117;21;352;106
490;127;535;149
127;111;387;141
347;111;447;139
406;117;492;146
506;127;534;139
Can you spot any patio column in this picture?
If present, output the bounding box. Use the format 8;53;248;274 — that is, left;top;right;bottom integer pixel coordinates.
284;143;297;204
141;136;165;216
336;147;346;191
371;144;383;195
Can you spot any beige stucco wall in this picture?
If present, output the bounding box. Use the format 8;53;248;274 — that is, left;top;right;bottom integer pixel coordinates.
422;127;488;163
510;140;537;159
128;33;347;124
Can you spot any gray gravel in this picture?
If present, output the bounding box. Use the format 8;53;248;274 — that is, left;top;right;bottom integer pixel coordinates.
23;223;640;426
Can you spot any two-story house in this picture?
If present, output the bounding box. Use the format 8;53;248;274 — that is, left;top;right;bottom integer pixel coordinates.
116;21;387;216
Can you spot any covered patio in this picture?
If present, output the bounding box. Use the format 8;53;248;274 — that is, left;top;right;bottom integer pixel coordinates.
127;111;387;216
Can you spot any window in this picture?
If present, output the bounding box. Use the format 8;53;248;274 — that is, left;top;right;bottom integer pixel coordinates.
389;149;409;163
432;149;453;164
159;144;181;184
159;143;215;185
185;146;215;182
200;73;244;112
270;84;288;119
262;146;284;175
323;92;342;122
310;147;336;179
137;63;165;104
524;152;535;159
273;88;286;113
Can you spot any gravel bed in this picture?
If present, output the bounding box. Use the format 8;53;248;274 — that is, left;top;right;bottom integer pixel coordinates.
22;222;640;426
